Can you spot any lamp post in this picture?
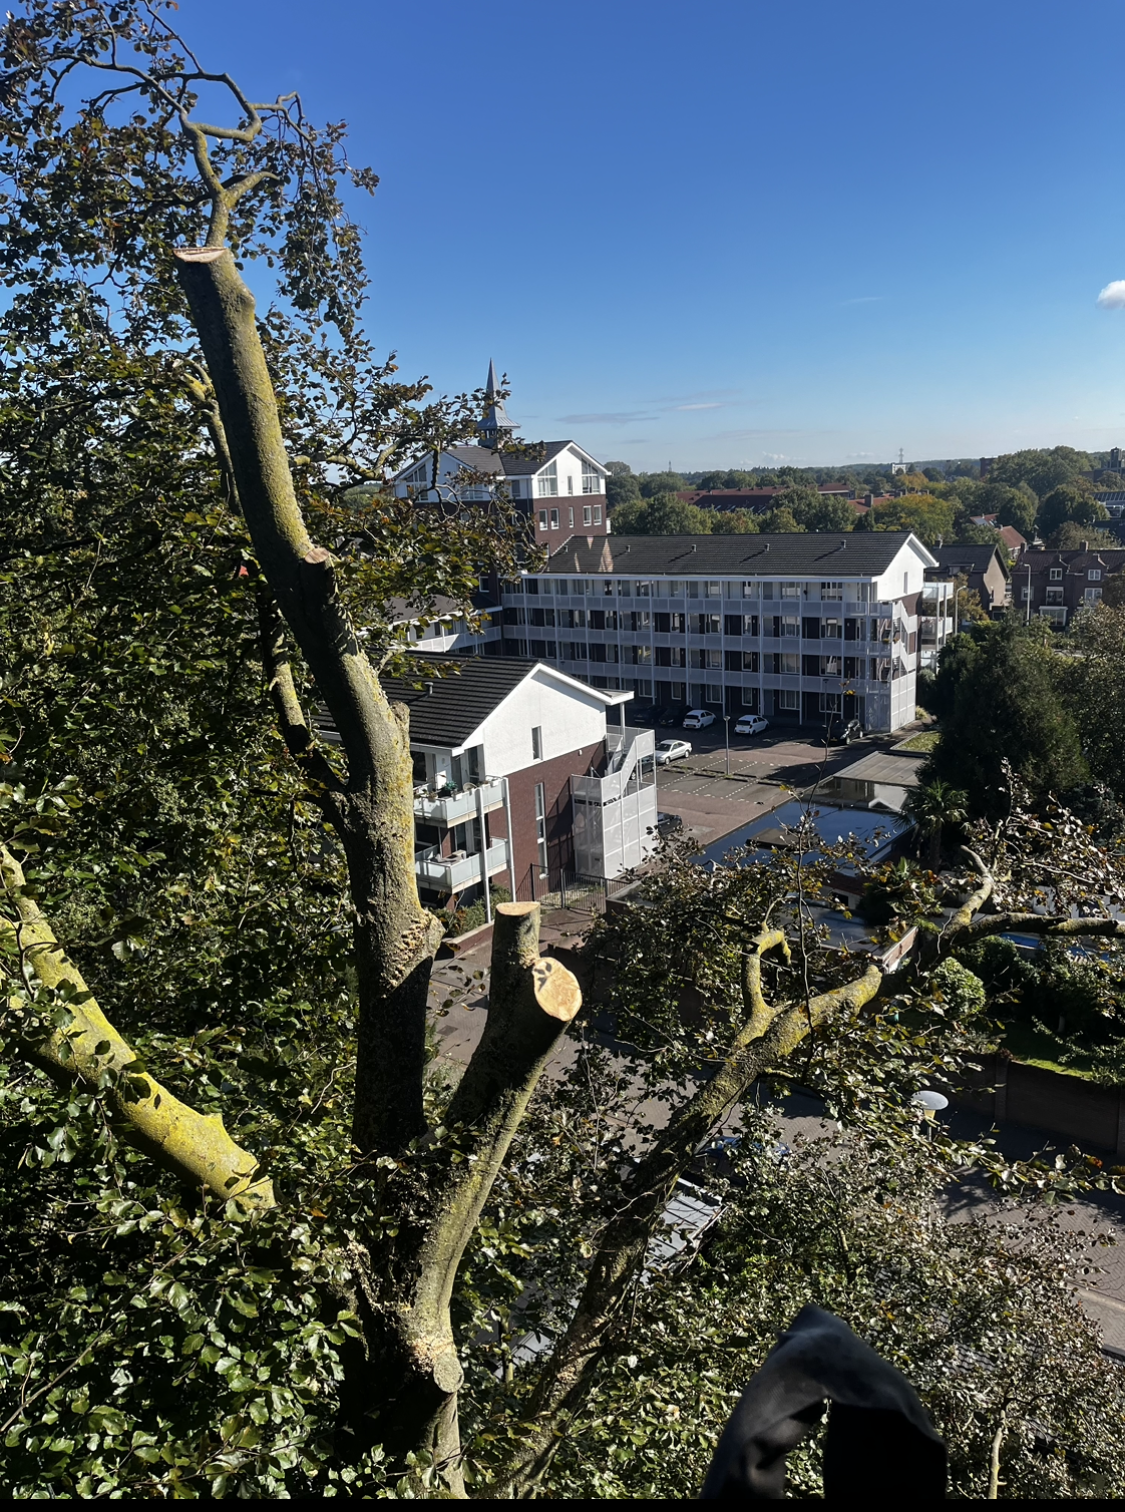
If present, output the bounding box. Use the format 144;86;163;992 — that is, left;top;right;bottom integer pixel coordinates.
723;713;731;776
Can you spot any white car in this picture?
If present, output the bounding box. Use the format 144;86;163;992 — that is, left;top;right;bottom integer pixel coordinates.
682;710;715;730
734;715;769;737
654;738;692;765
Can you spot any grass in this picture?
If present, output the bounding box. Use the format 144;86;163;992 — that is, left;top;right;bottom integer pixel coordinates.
1001;1020;1098;1080
897;730;941;753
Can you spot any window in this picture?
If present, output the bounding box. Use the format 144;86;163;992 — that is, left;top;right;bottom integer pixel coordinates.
742;580;759;598
705;684;722;704
538;462;559;497
510;480;521;499
781;583;800;599
617;579;631;596
1085;587;1103;602
593;505;602;524
903;572;909;594
582;461;601;494
568;506;574;528
687;581;700;599
820;582;843;600
667;581;682;597
670;681;685;702
780;652;800;674
531;726;543;761
819;692;842;713
636;581;651;596
705;580;721;598
777;689;799;710
1050;567;1063;581
550;508;559;529
1089;569;1102;581
740;688;759;710
823;618;842;638
780;615;800;638
583;505;592;526
742;650;759;671
538;510;548;530
707;649;721;669
567;473;574;494
535;783;548;876
1020;587;1031;602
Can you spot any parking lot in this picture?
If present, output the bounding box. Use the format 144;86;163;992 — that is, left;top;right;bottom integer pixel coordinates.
652;722;897;846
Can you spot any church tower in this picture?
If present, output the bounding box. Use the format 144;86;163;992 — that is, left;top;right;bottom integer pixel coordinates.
476;359;515;449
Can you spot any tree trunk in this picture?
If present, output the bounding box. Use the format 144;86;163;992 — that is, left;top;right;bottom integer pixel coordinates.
174;246;442;1155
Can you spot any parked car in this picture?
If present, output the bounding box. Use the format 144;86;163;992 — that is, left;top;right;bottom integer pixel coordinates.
734;714;769;737
682;709;715;729
656;706;683;726
633;705;665;726
655;811;684;837
654;738;692;765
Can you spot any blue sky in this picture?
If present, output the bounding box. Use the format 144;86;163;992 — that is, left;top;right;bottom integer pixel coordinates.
183;0;1125;470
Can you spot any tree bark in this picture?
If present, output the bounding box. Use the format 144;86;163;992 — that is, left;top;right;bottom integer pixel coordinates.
1;849;273;1206
503;947;882;1496
174;245;442;1156
335;904;581;1489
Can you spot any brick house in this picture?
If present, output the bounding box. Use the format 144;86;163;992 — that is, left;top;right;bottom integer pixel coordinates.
928;544;1010;614
1011;546;1125;628
392;362;610;543
374;656;656;906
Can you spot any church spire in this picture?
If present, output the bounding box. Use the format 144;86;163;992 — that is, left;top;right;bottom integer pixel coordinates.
477;359;515;449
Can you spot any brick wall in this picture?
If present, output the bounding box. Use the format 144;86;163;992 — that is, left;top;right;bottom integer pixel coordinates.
488;739;606;901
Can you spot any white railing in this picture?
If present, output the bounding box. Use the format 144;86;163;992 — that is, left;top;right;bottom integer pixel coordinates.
413;777;506;827
415;840;511;892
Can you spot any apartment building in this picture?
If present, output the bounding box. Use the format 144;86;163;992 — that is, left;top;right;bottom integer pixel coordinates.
391;362;610;543
1011;546;1125;627
499;532;943;735
928;544;1010;614
370;657;657;903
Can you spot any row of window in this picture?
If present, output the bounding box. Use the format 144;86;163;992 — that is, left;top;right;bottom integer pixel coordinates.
518;576;881;601
1020;585;1104;602
504;606;897;641
520;639;892;681
537;504;603;531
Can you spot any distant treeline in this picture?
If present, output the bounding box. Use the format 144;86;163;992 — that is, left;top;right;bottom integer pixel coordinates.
605;447;1124;549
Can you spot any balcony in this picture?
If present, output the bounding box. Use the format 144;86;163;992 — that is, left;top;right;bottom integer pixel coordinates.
413;776;506;827
415;839;511;892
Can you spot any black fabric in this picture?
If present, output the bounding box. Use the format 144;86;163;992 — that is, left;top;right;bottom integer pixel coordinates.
699;1306;946;1500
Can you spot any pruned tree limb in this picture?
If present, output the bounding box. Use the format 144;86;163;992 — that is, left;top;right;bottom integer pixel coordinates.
0;849;273;1207
256;582;345;806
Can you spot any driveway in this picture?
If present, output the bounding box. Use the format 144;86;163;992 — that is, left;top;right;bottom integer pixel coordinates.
654;727;892;845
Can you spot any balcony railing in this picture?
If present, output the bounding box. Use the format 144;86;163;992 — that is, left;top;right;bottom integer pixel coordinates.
413;776;506;827
415;839;511;892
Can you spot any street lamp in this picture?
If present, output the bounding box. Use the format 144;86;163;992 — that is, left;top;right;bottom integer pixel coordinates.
911;1089;949;1138
723;713;731;776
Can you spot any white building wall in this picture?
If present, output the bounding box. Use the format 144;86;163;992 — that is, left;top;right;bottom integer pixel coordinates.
472;668;609;775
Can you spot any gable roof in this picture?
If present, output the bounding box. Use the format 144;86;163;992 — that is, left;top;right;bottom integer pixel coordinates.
539;531;936;577
379;654;625;748
929;544;1009;577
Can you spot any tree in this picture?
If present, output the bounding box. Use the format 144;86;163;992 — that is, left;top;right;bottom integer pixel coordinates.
604;460;632;476
2;7;1122;1501
1038;486;1109;542
1064;603;1125;798
610;493;713;534
1048;519;1118;551
989;446;1092;499
905;780;968;868
606;470;641;509
977;481;1038;538
777;486;855;533
865;494;958;545
927;622;1087;815
755;505;805;533
638;469;688;498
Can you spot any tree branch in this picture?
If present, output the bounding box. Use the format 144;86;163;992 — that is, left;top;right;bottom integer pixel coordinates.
256;582;344;806
0;849;273;1207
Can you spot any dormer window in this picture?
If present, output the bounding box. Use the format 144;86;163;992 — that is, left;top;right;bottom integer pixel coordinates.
1049;567;1063;581
538;462;559;498
1089;569;1102;581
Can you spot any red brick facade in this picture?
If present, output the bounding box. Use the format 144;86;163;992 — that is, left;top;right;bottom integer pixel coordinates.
487;739;606;901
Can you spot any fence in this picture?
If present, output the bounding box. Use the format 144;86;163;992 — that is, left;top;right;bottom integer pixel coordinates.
949;1054;1125;1156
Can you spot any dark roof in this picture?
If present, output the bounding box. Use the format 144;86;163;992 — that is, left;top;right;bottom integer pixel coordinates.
928;544;1008;577
540;532;930;577
380;656;541;747
446;439;578;478
1018;547;1125;572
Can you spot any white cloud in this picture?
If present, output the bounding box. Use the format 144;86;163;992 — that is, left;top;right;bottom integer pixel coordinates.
846;451;875;459
676;402;722;411
1097;280;1125;309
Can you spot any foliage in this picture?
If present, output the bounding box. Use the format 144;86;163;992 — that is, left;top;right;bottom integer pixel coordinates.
988;446;1093;500
859;493;957;545
605;470;641;508
1048;520;1118;551
1063;604;1125;800
905;780;968;867
1039;486;1109;542
927;622;1087;814
638;470;688;498
610;492;713;534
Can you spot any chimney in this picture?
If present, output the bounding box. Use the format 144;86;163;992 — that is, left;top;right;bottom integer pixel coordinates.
425;681;434;696
691;543;697;552
1081;540;1089;552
